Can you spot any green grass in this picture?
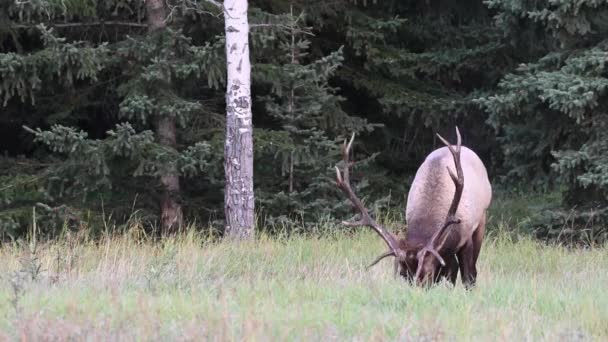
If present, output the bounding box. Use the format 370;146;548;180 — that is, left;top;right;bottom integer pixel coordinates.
1;224;607;340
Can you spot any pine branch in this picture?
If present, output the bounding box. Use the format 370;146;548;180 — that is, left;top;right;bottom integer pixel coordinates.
11;22;149;29
250;23;290;30
204;0;221;8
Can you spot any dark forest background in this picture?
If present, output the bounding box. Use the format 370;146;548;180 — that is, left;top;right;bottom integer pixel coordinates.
1;0;607;242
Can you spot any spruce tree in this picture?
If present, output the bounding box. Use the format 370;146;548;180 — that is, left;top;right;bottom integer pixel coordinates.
1;0;530;239
0;0;225;236
260;0;510;197
478;0;608;242
146;0;183;232
252;6;375;228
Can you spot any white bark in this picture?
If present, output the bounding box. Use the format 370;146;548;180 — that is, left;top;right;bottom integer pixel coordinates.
223;0;255;239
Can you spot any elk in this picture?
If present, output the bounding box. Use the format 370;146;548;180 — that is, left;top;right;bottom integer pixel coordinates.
335;127;492;288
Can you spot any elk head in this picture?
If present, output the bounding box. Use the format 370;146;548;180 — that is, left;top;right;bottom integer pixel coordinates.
335;128;464;286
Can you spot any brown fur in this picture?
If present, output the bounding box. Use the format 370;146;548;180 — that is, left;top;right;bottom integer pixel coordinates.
400;146;491;288
335;129;491;288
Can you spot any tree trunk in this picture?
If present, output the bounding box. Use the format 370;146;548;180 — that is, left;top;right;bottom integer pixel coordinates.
223;0;255;239
146;0;183;233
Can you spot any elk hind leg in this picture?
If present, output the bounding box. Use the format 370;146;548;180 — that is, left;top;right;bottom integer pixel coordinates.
457;239;477;289
458;216;487;289
472;212;486;265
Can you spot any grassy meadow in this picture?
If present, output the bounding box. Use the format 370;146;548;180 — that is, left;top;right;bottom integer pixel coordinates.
1;196;607;341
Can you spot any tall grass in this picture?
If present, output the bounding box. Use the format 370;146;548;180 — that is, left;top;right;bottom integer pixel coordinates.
1;221;606;340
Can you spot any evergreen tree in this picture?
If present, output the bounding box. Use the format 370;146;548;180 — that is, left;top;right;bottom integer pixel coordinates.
478;0;608;242
252;0;512;202
4;0;564;241
253;6;374;228
0;0;225;236
331;0;508;169
146;0;183;232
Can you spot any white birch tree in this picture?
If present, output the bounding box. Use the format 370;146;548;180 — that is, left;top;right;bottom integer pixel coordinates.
223;0;254;239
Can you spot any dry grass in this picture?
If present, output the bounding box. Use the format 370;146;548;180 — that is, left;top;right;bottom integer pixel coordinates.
0;223;607;341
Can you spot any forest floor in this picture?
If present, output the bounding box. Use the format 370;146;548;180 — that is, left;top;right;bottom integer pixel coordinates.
1;197;607;340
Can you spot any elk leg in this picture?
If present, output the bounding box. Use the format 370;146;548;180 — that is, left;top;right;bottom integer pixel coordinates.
440;255;458;285
398;261;414;283
472;213;486;265
457;239;477;289
437;254;458;285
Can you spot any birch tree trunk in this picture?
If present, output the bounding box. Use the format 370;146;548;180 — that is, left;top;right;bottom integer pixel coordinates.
146;0;183;233
223;0;255;239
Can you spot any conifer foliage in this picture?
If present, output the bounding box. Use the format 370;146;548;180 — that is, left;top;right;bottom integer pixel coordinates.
252;6;375;229
2;0;608;243
479;0;608;242
1;0;224;237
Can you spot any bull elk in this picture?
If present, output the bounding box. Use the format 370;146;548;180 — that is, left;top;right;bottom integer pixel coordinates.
335;127;492;288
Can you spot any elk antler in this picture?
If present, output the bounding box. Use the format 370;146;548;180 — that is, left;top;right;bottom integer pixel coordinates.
335;134;404;267
367;250;397;269
415;127;464;281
